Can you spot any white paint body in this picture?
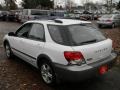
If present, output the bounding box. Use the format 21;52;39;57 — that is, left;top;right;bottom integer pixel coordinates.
3;19;112;68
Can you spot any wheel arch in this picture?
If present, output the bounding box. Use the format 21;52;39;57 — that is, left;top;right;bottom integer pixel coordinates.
3;39;9;47
37;54;54;68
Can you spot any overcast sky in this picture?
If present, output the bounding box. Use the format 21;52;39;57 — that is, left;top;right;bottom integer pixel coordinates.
0;0;119;5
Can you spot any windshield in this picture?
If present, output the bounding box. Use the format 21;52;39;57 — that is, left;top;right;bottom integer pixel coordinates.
48;24;106;46
31;10;49;15
50;11;65;17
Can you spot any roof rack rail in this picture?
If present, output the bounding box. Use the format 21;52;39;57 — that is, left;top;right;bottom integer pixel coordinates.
54;19;63;23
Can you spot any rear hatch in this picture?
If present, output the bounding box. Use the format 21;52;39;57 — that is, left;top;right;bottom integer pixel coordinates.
99;18;112;23
71;39;112;64
47;23;112;64
99;15;113;23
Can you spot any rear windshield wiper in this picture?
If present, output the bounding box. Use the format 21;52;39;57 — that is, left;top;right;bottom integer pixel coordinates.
80;39;97;44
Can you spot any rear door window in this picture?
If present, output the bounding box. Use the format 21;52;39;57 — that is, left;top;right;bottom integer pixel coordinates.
28;23;45;41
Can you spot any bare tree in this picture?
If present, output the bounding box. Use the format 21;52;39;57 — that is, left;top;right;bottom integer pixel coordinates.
66;0;76;10
109;0;113;13
81;0;90;10
4;0;17;10
104;0;113;13
81;0;90;5
116;1;120;10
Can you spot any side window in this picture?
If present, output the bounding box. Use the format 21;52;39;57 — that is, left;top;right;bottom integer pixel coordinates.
16;23;32;38
28;23;45;41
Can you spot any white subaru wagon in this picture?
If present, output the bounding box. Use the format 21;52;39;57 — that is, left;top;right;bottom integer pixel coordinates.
3;19;117;85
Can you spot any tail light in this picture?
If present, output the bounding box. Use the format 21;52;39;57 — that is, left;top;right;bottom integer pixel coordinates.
106;20;112;22
64;51;86;65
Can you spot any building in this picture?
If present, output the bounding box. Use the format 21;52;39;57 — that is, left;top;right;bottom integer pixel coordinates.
54;0;77;9
54;0;67;8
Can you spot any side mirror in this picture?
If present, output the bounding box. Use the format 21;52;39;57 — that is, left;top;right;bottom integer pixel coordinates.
8;32;16;36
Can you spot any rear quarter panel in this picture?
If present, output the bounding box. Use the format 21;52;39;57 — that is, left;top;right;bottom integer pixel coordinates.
43;42;73;65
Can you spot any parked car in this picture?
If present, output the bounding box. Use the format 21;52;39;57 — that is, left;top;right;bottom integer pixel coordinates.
93;14;100;20
20;9;50;22
3;19;117;85
49;10;66;19
14;10;23;22
20;9;66;23
0;11;8;21
8;11;16;21
97;14;120;28
0;11;3;20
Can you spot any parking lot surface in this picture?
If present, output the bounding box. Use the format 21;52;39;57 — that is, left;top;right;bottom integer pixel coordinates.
0;21;120;90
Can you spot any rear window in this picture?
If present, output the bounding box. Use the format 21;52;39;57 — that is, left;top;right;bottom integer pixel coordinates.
48;24;106;46
102;15;113;18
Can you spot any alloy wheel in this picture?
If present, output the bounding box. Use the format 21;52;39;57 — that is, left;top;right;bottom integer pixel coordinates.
41;63;53;84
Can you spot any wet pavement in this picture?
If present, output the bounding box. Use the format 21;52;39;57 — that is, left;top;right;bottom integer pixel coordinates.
0;22;21;47
0;21;120;90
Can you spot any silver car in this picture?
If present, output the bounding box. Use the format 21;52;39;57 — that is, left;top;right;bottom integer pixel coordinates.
97;14;120;28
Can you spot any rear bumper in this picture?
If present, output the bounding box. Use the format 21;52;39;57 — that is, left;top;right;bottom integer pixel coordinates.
53;52;117;82
97;21;113;26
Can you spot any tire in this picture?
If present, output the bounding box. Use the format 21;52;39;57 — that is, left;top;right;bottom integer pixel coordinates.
39;60;56;86
111;23;115;28
98;24;102;28
4;43;13;59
